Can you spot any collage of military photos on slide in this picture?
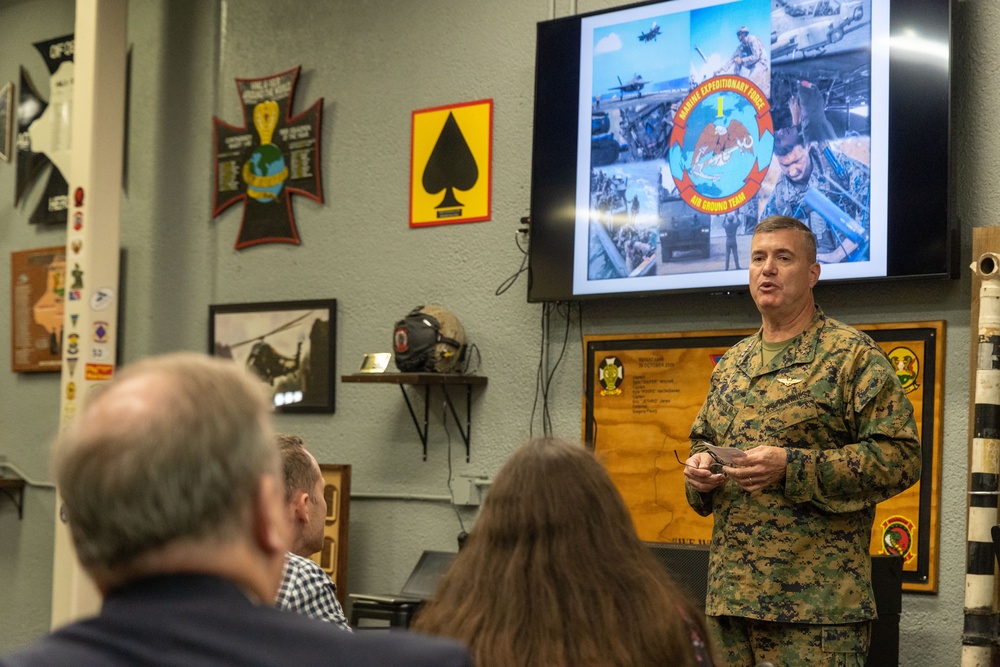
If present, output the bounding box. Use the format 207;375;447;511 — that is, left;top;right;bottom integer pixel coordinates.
582;0;875;290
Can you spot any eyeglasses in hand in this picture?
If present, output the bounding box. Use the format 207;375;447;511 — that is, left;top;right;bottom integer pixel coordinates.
673;448;725;475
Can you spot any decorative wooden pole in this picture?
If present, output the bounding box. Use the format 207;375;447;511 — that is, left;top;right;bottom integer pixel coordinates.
964;249;1000;666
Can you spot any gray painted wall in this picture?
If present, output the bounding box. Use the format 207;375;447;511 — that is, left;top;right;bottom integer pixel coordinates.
0;0;983;664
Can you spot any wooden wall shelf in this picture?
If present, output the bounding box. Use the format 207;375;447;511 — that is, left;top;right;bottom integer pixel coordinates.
341;373;487;461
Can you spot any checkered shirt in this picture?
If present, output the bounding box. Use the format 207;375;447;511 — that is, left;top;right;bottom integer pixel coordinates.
276;552;352;632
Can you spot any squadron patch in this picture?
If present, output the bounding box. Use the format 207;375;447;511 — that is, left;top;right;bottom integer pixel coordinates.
880;515;915;564
598;356;624;396
887;346;920;394
393;325;410;353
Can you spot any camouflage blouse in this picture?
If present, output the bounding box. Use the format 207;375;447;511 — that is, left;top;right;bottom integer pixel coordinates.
686;306;920;624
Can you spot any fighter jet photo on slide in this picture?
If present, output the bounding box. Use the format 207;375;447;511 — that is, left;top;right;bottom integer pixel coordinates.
610;74;649;100
638;22;661;42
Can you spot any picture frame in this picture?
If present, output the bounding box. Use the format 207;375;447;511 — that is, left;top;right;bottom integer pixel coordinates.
314;463;351;604
209;298;336;413
583;321;944;593
0;82;11;162
10;246;66;373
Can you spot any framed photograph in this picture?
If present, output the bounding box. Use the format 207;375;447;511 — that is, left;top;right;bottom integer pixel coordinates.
584;321;944;593
11;246;66;373
0;82;11;162
209;298;336;413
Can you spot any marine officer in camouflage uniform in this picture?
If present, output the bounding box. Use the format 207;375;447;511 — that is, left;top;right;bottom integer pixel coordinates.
682;216;920;667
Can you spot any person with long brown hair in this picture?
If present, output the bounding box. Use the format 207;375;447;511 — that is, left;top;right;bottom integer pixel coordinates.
412;437;715;666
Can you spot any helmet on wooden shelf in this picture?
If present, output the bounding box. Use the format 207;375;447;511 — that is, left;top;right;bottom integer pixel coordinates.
392;304;466;373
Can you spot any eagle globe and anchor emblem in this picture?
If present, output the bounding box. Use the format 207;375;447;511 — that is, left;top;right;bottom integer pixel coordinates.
667;75;774;215
243;100;289;203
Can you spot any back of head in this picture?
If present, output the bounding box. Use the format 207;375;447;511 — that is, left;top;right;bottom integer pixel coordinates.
413;438;710;667
473;438;638;551
276;433;318;501
55;352;277;573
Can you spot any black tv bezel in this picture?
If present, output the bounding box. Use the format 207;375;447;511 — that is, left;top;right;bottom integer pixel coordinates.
527;0;955;303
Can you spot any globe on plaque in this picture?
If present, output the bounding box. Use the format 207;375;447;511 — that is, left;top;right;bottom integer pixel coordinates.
245;143;287;202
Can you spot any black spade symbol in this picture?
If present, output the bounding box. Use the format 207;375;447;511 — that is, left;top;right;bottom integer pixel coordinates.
422;112;478;209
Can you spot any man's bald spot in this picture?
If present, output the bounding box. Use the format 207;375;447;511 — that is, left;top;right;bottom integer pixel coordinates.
70;370;184;453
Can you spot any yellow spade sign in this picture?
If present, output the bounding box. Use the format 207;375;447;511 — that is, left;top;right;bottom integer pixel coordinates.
410;99;492;227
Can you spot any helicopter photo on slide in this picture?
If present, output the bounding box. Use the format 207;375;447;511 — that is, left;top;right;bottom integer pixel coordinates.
209;298;336;413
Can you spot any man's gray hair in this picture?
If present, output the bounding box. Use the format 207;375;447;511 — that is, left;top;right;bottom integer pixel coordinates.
753;215;818;264
54;353;277;570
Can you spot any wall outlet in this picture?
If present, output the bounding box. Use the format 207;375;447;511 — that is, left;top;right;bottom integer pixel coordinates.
451;478;478;506
452;476;490;506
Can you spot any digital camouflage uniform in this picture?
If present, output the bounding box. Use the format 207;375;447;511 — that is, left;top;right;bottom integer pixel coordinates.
686;307;920;625
762;145;870;260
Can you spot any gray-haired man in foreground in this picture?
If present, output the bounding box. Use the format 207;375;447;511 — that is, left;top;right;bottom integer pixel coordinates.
0;353;470;667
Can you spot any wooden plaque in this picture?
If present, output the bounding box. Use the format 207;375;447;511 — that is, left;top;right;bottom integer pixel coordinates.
311;464;351;604
10;246;66;373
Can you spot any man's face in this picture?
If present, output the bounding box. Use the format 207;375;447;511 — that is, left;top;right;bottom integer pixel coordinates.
303;453;328;556
749;229;820;319
776;144;813;184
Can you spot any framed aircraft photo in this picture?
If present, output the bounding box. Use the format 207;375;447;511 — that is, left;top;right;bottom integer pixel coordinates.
209;298;336;413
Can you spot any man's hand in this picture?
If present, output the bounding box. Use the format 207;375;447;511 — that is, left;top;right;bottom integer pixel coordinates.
684;452;727;493
723;445;787;493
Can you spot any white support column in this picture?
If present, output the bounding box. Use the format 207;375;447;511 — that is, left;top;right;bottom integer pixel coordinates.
51;0;127;629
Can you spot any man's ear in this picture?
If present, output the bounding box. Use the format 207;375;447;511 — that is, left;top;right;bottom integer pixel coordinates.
253;474;291;556
809;260;821;287
291;490;310;523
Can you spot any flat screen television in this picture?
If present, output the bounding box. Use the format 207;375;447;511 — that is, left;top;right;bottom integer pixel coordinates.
527;0;954;302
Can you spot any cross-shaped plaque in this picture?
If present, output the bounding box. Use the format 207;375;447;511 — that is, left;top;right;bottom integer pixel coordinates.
212;66;323;249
